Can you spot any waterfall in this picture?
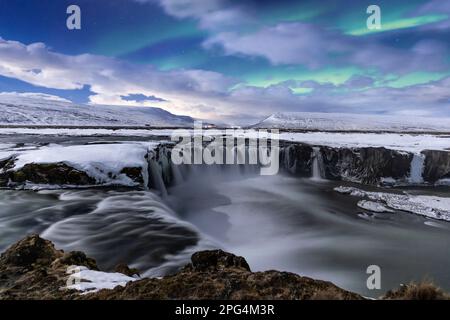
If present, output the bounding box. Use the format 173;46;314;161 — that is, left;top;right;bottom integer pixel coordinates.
146;149;168;197
409;153;425;184
311;147;324;180
148;159;168;197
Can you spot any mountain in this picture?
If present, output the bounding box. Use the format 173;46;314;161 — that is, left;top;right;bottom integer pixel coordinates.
252;112;450;132
0;93;194;127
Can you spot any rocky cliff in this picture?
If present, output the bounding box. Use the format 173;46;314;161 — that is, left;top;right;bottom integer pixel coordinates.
0;235;362;300
1;142;449;189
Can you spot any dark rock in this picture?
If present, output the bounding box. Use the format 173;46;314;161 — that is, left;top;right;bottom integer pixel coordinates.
186;250;251;272
120;167;143;184
422;149;450;183
114;263;140;277
0;234;62;269
0;235;99;299
280;144;313;176
8;162;96;186
320;146;411;184
57;251;98;270
279;143;412;185
0;157;15;187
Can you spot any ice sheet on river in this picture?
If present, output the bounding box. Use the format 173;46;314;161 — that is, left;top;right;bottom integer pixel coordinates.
335;186;450;221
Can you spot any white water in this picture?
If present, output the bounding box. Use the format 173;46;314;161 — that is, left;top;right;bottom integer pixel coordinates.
409;153;425;184
311;147;324;180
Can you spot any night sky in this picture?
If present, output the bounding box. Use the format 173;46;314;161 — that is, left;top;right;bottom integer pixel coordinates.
0;0;449;123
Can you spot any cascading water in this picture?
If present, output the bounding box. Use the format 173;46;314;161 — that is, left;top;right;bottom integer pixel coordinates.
311;147;324;180
147;151;168;197
409;153;425;184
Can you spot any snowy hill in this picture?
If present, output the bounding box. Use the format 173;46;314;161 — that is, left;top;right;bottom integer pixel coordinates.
252;112;450;132
0;93;194;127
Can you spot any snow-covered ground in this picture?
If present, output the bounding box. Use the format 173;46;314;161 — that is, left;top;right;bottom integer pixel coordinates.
65;265;137;294
277;132;450;152
253;112;450;133
0;127;449;152
0;92;193;127
335;186;450;222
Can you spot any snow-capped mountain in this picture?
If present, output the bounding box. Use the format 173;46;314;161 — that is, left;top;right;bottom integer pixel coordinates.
0;93;194;127
252;112;450;132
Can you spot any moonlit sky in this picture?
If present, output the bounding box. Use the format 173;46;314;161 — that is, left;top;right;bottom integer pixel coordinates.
0;0;449;124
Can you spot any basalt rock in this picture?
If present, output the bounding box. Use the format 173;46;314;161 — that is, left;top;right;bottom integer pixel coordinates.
320;146;412;184
7;162;96;186
280;144;313;176
1;162;145;188
279;143;412;185
422;149;450;183
185;249;251;272
120;167;144;184
0;156;15;187
114;263;140;277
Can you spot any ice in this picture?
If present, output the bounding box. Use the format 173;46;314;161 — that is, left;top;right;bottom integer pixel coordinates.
335;186;450;221
357;200;394;213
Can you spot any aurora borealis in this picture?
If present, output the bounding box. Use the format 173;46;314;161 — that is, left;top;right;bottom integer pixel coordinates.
0;0;449;123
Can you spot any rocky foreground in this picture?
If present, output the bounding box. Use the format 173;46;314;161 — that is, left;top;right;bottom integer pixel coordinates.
0;235;448;300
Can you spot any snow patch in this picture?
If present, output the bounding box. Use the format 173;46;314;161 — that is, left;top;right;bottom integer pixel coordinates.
10;142;158;186
65;265;137;294
254;112;450;133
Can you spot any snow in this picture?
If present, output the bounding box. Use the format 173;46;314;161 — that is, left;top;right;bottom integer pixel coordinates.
0;128;449;152
0;127;179;137
357;200;394;213
0;92;193;127
65;265;137;294
254;112;450;133
278;132;450;152
6;142;159;186
335;186;450;221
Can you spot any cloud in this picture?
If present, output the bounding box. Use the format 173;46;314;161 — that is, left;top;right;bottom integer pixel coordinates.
138;0;250;31
416;0;450;30
0;37;237;118
142;0;449;74
0;36;449;124
204;23;345;68
204;22;449;74
0;91;72;103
